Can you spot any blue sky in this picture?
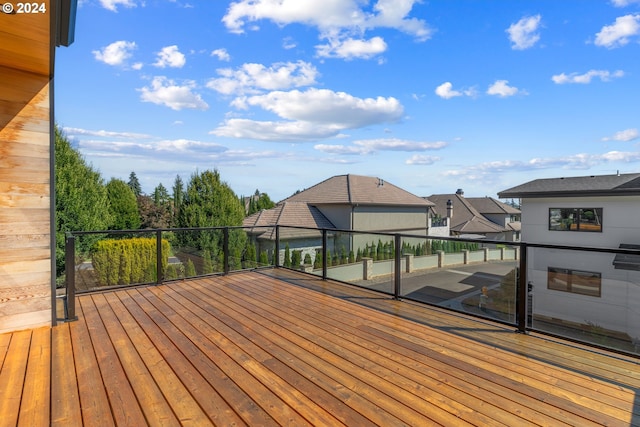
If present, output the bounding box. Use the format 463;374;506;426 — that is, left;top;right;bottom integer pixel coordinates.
55;0;640;201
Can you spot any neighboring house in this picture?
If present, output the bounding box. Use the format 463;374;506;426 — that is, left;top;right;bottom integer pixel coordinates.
426;189;521;241
243;201;335;265
0;2;78;333
244;174;446;262
498;172;640;344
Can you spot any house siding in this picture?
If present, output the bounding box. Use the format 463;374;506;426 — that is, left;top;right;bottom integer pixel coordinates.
521;196;640;341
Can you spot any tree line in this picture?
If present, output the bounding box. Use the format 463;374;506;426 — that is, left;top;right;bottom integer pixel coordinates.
54;125;275;277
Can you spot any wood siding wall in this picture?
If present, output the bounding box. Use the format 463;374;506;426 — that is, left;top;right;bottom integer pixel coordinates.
0;68;53;333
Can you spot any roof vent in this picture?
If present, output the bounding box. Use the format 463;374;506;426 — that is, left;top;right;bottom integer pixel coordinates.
456;188;464;196
378;178;384;187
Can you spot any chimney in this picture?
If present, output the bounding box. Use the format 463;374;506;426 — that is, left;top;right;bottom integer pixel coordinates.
446;199;453;218
456;188;464;196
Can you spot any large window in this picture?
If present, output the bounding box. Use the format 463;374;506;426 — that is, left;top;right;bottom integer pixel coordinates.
549;208;602;232
548;267;601;297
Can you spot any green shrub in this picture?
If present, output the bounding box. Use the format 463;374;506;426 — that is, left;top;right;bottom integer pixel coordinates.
184;259;196;277
91;237;170;286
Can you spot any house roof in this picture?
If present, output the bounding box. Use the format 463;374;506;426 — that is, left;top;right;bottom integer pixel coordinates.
427;194;507;234
243;201;335;240
498;173;640;198
466;197;521;215
283;174;433;207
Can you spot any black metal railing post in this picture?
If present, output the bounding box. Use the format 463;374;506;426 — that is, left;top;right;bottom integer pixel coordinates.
322;229;328;280
516;242;528;333
274;225;280;267
64;234;77;321
223;227;230;274
156;230;163;285
394;234;402;300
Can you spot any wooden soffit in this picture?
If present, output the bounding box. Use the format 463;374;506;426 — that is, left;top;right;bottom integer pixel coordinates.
0;1;52;76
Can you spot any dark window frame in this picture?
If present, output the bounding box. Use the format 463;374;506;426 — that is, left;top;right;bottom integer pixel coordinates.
547;267;602;297
548;208;603;232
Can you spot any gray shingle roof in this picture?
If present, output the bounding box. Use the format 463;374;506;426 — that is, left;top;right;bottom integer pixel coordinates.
243;201;335;240
283;174;433;207
466;197;520;215
498;173;640;198
427;194;507;234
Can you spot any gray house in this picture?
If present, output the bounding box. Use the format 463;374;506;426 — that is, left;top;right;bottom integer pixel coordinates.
499;172;640;346
426;190;520;241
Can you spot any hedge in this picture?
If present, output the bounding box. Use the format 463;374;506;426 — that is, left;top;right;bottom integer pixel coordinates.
91;237;170;286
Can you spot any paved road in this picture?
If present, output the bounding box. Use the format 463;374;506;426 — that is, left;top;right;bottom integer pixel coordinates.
364;261;518;309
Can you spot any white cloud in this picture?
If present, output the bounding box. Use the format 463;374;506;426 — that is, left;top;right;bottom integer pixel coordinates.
316;36;388;59
223;0;430;38
486;80;525;97
315;138;448;155
211;48;231;61
506;15;542;50
595;14;640;48
211;88;404;142
207;61;319;95
552;69;625;84
406;155;441;165
139;77;209;111
602;128;639;142
63;127;152;139
435;82;461;99
99;0;136;12
153;45;186;68
611;0;640;7
222;0;430;60
93;40;137;66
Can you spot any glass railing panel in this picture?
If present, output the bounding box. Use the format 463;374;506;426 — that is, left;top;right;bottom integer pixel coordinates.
527;246;640;355
71;230;157;291
399;237;519;324
321;231;395;294
169;228;226;278
275;226;323;276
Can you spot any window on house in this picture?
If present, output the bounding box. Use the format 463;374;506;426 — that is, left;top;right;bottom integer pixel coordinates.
547;267;601;297
548;208;602;232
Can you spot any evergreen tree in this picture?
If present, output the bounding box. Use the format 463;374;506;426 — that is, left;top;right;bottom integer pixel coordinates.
106;178;141;230
259;250;269;266
153;183;170;206
202;249;214;274
245;242;257;268
172;174;184;225
54;125;112;276
176;170;247;260
314;250;323;269
283;244;291;268
128;171;142;197
291;250;302;269
184;259;196;277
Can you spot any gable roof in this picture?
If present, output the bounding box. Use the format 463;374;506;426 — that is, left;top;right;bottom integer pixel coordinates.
243;201;335;240
427;194;507;234
498;173;640;198
283;174;433;207
466;197;520;215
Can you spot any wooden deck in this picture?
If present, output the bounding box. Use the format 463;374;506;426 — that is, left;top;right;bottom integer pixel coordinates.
1;270;639;426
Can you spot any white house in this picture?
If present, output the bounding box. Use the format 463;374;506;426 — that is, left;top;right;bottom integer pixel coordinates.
499;172;640;346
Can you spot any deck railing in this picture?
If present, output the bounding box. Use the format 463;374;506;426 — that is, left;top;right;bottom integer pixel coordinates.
64;225;640;357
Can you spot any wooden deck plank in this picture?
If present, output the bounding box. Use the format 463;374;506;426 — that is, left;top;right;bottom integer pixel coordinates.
177;278;484;426
209;274;568;427
89;293;181;427
135;286;315;427
69;304;115;427
78;295;148;426
1;269;638;426
0;330;31;427
117;289;249;427
18;327;50;427
227;272;637;426
126;287;279;427
143;285;350;427
50;325;82;427
160;281;407;427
